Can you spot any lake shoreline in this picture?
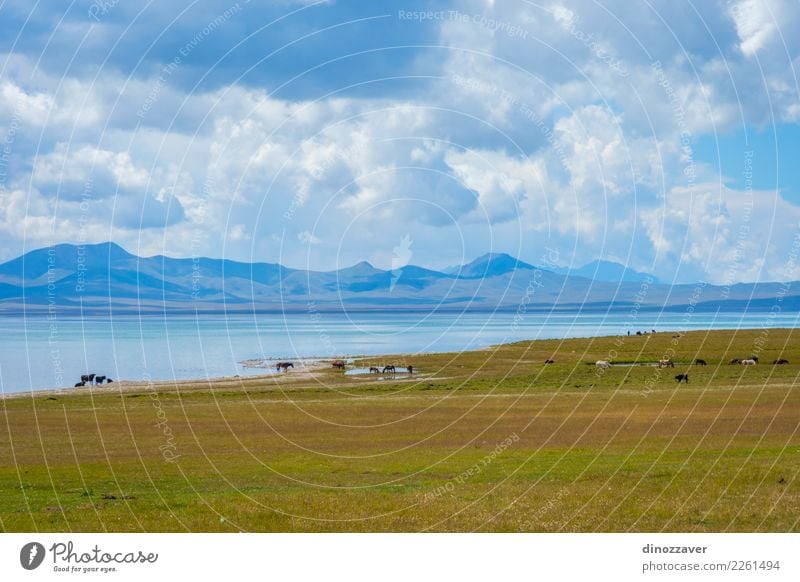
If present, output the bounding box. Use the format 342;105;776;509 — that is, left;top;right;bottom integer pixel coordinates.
1;325;790;399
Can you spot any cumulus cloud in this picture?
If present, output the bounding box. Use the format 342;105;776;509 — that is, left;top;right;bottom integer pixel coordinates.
0;0;799;282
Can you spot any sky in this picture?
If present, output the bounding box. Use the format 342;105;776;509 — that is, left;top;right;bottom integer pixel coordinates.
1;0;799;284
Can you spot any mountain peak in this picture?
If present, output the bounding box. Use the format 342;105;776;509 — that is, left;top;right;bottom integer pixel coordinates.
0;241;135;280
555;259;659;284
456;252;535;279
334;260;380;276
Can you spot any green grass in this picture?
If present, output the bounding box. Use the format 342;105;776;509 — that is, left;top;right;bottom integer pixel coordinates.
1;328;798;532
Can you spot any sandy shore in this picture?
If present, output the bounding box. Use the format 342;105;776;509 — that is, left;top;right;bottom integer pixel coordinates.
0;358;333;400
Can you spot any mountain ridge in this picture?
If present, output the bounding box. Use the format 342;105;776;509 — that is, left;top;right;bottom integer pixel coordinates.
0;242;795;314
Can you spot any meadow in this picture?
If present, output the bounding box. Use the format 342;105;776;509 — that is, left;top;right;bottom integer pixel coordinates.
1;328;797;532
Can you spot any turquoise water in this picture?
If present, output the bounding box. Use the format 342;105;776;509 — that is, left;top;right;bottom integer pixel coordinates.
1;311;798;393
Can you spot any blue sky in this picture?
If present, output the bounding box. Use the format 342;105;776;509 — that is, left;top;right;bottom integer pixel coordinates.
1;0;800;283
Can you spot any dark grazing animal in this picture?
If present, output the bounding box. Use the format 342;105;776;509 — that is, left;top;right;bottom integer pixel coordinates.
729;358;741;365
74;381;85;387
544;359;555;364
332;360;346;369
369;366;380;374
773;358;789;365
95;375;106;385
81;373;96;384
407;365;413;374
276;362;294;371
694;359;707;366
107;379;113;383
674;374;689;383
382;365;396;373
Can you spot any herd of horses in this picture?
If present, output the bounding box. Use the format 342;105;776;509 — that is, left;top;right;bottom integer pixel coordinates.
73;373;113;387
367;364;413;374
593;354;790;384
273;360;414;374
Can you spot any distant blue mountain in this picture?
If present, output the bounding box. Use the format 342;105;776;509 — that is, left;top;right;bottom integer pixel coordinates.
451;253;536;278
0;242;793;313
554;259;660;284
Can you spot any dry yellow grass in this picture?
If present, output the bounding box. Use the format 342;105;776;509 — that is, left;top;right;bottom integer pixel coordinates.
1;328;798;532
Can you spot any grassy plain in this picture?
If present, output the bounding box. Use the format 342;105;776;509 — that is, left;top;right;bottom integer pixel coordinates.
1;328;798;532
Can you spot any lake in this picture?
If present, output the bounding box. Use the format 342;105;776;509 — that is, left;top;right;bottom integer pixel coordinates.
1;310;798;393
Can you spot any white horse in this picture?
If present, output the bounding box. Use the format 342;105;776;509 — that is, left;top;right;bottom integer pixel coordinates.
596;360;612;369
742;359;757;366
658;358;674;368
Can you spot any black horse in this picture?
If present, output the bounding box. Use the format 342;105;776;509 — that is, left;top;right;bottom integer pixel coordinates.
675;374;689;383
382;365;396;373
276;362;294;372
773;358;789;365
95;375;107;385
694;359;707;366
81;373;96;384
74;381;85;387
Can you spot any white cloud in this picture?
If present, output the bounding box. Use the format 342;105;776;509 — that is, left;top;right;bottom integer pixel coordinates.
729;0;780;57
1;1;800;280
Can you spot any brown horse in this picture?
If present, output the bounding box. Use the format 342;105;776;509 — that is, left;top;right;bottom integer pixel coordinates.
382;365;396;373
276;362;294;372
369;366;380;374
332;360;346;369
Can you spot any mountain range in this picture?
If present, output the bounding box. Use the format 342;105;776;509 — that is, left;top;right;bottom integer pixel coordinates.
0;242;797;314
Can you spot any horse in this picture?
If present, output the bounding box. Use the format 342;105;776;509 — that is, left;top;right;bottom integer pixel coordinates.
276;362;294;372
107;379;113;383
369;366;380;374
544;359;555;364
595;360;611;369
742;359;757;366
95;375;106;385
675;374;689;383
658;359;674;368
74;381;85;387
382;365;396;373
694;359;707;366
81;373;96;384
750;356;759;363
407;365;413;374
773;358;789;365
729;358;741;365
332;360;346;369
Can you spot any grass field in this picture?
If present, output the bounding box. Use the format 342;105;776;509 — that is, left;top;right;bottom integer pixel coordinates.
1;328;798;532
